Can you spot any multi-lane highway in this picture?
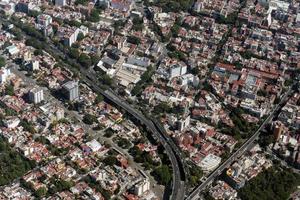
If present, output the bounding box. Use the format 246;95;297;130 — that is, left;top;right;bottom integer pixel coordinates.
81;70;186;200
186;85;295;200
3;16;186;199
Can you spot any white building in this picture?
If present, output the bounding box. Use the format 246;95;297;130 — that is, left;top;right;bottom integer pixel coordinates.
134;179;150;196
86;139;102;152
6;45;19;55
55;0;67;6
178;115;191;132
28;87;44;104
0;1;16;15
199;154;222;172
64;28;80;47
79;25;89;36
37;14;52;27
62;80;79;101
0;67;11;84
169;64;187;79
3;117;20;129
29;60;39;71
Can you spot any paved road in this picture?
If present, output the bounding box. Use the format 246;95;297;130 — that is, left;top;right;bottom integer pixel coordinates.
82;72;185;200
186;85;295;200
4;16;183;199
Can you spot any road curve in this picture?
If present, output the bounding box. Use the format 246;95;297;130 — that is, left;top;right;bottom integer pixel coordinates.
82;71;185;200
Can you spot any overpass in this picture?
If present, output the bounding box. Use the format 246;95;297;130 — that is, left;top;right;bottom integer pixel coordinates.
82;71;186;200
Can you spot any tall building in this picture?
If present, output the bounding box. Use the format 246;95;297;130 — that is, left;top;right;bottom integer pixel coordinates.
55;0;67;6
37;14;52;27
62;81;79;101
29;60;39;71
273;121;283;141
28;87;44;104
0;67;11;84
134;179;150;196
169;64;187;79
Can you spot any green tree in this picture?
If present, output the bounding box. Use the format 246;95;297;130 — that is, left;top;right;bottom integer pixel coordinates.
103;156;117;166
83;114;98;125
75;0;88;5
5;85;14;96
152;165;172;185
69;48;80;59
78;53;91;67
127;36;141;45
77;32;85;41
87;9;100;22
35;187;47;198
0;57;5;67
34;49;43;56
94;94;104;104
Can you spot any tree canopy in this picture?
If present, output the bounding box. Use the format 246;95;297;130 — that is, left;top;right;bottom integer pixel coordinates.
0;57;5;68
238;167;300;200
0;137;35;186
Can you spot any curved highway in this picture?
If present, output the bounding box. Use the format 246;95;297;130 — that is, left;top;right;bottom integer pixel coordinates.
82;71;186;200
5;16;186;199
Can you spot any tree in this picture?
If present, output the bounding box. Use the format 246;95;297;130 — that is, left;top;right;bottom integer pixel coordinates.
153;102;172;114
238;167;300;200
0;137;35;186
78;53;91;67
69;48;80;59
5;85;14;96
90;54;100;65
28;10;40;18
132;17;144;31
171;24;180;37
75;0;88;5
35;187;47;198
99;74;113;86
77;32;85;41
94;94;104;104
83;114;98;125
87;9;101;22
103;156;117;166
0;57;5;67
127;36;141;45
20;119;36;134
117;137;131;149
34;49;43;56
152;165;172;185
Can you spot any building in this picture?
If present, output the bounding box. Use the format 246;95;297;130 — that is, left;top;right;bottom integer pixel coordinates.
28;87;44;104
3;117;20;129
37;14;52;27
6;45;19;56
169;64;187;79
177;115;191;132
28;60;39;71
55;0;67;6
273;121;283;141
16;1;29;13
23;51;32;61
62;81;79;101
199;154;222;172
64;28;80;47
0;67;11;84
0;1;16;15
134;179;150;196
